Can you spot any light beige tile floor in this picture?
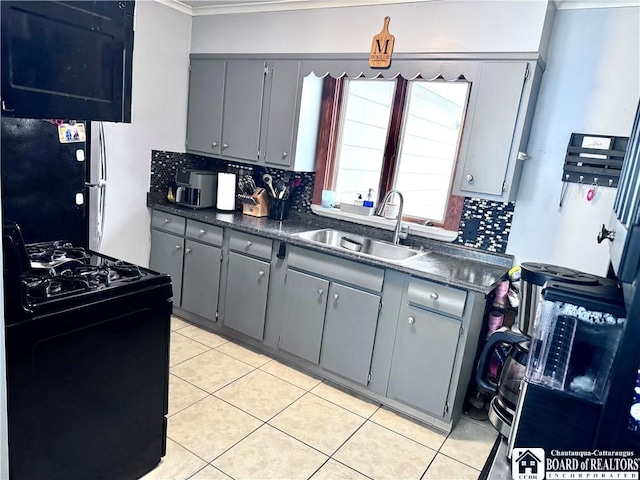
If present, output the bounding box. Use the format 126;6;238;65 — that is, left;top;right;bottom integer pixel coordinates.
142;316;498;480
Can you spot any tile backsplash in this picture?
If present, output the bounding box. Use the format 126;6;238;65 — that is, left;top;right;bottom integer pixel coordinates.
150;150;514;253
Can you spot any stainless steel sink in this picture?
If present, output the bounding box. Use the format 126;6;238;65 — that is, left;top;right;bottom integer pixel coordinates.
293;229;427;264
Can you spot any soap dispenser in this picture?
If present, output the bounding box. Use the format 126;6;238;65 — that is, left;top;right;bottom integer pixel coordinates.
363;188;375;208
354;194;364;206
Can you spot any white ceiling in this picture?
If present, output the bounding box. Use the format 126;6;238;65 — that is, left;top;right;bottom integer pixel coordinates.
157;0;640;16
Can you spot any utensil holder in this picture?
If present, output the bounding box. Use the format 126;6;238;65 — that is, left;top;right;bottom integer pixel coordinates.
268;198;290;221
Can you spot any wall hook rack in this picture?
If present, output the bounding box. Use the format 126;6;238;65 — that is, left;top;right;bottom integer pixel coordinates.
561;133;628;188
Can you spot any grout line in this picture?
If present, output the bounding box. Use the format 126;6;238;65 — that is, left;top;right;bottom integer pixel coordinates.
437;451;482;472
171;324;231;349
306;457;332;480
366;416;444;452
165;433;218;465
328;457;375;480
258;361;324;391
325;422;375;479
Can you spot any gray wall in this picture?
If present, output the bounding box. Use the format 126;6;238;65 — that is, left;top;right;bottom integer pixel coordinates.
97;1;192;266
507;6;640;275
191;1;552;55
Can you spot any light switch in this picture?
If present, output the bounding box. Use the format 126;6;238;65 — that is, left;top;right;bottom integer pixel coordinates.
75;193;84;205
76;149;85;162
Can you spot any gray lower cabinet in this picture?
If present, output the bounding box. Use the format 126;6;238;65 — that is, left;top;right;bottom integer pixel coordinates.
150;229;185;307
387;304;461;417
320;282;381;386
224;252;270;340
181;240;222;321
279;269;329;363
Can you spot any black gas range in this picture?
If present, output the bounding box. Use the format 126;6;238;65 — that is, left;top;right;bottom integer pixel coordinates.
3;222;173;480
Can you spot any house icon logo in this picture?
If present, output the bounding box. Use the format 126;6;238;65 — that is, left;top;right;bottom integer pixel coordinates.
511;448;545;480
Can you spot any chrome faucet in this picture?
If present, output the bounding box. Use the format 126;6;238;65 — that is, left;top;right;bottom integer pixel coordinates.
376;190;406;244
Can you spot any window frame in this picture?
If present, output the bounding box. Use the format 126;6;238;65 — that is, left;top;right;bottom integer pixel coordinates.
313;75;466;231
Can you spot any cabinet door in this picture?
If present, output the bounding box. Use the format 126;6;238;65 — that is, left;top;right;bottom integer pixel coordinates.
264;61;300;168
279;269;329;364
186;59;225;156
181;240;222;322
320;283;380;385
455;62;527;196
221;60;266;162
388;305;461;417
224;252;270;341
150;230;184;307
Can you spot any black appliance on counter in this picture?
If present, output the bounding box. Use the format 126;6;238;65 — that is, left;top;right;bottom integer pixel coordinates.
1;117;173;478
1;1;134;122
3;223;172;480
476;263;599;439
508;277;626;452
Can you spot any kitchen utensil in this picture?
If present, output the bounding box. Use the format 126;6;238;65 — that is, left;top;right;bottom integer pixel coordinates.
276;180;286;198
262;174;277;197
239;187;269;217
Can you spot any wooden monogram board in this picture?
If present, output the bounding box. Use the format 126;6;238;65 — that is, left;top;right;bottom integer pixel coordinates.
369;16;395;68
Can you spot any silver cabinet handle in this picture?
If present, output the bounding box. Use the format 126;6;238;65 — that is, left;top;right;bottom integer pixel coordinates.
465;174;474;182
222;143;229;150
246;241;252;247
430;292;439;300
333;293;339;300
185;248;192;254
212;141;219;148
258;271;265;278
175;245;182;250
318;289;324;295
199;229;206;235
282;152;288;159
164;218;170;223
408;316;415;324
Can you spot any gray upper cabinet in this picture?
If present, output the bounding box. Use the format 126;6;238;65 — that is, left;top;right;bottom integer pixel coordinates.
186;59;225;156
263;61;300;168
320;283;381;386
279;269;329;364
186;58;265;163
224;252;270;341
262;62;323;172
181;240;222;322
387;304;461;417
453;60;542;202
150;229;185;308
221;60;266;163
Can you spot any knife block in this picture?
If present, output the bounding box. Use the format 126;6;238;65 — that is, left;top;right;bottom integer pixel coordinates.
238;187;269;217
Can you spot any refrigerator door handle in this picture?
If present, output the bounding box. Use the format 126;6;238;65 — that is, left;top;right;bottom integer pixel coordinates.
85;180;107;188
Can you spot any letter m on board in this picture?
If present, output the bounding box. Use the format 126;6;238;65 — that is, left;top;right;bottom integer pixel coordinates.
375;38;390;54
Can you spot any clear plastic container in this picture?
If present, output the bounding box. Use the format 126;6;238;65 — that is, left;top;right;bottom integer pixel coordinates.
526;280;625;403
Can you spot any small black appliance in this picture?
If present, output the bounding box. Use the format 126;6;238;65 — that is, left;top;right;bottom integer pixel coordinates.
508;277;626;452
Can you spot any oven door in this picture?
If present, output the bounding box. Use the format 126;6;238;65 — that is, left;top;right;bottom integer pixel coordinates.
607;100;640;284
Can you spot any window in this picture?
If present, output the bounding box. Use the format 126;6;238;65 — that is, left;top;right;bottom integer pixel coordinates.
315;76;470;228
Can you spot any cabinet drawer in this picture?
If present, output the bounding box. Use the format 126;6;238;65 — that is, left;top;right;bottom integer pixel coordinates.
406;277;467;318
151;210;186;236
229;231;272;260
186;220;223;246
288;246;384;293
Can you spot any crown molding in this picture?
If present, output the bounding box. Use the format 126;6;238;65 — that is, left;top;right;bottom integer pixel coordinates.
156;0;437;16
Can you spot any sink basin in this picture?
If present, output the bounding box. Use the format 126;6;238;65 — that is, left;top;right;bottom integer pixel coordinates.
293;229;427;264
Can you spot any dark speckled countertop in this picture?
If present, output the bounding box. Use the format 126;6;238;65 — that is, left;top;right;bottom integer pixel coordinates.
148;193;513;294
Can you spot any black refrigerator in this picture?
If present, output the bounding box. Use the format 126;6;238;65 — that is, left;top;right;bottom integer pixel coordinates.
1;117;90;247
594;100;640;449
